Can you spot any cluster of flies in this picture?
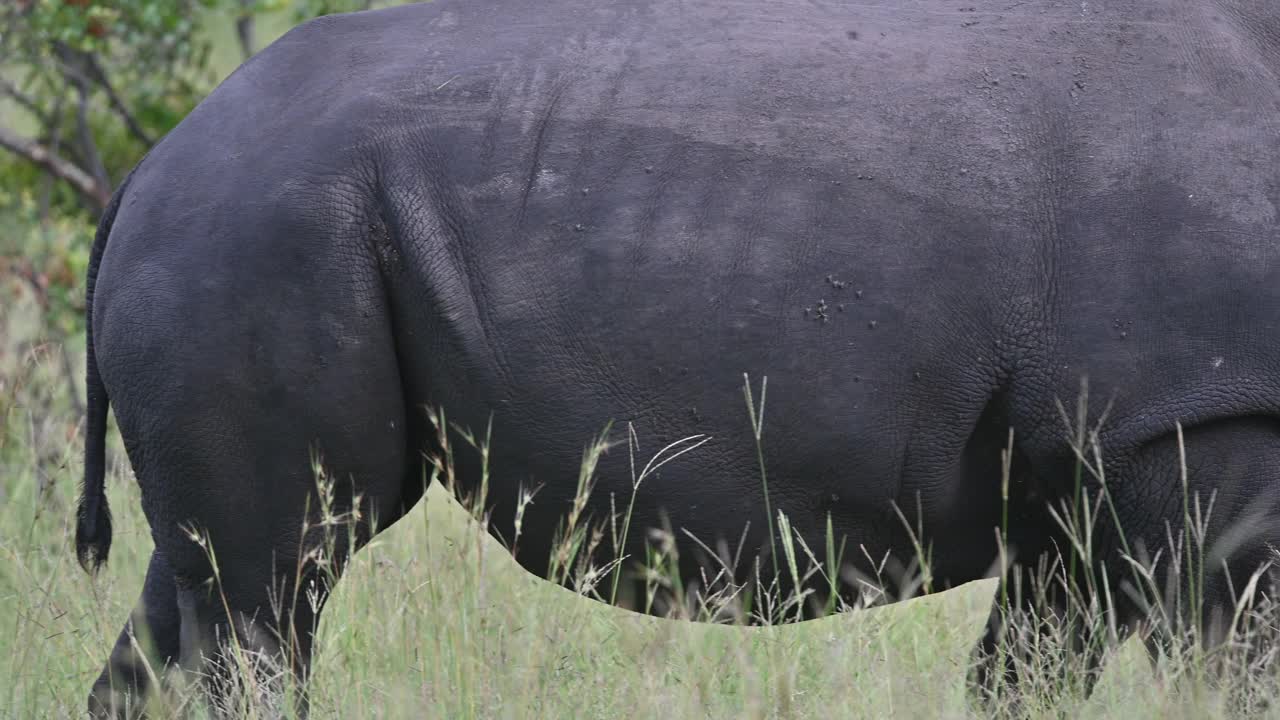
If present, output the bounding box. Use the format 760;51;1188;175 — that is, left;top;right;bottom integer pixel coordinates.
805;274;866;325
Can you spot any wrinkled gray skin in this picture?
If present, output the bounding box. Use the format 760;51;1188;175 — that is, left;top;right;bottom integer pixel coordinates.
78;1;1280;715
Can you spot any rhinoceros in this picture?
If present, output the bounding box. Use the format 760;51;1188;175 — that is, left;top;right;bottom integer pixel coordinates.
78;0;1280;715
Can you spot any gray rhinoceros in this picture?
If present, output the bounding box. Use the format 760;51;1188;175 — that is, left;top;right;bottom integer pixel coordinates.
78;0;1280;715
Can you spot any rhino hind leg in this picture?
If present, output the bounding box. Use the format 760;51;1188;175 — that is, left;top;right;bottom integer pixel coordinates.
87;550;182;719
147;422;411;719
86;221;419;715
175;557;336;718
84;519;353;719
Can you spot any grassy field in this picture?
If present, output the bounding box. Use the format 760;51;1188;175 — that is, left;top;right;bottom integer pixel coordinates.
2;238;1266;719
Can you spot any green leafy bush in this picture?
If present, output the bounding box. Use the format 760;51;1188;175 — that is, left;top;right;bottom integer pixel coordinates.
0;189;93;335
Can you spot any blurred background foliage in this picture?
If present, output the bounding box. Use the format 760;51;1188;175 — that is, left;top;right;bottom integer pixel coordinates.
0;0;387;341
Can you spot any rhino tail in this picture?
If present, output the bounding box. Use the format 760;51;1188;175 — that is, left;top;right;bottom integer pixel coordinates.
76;171;133;575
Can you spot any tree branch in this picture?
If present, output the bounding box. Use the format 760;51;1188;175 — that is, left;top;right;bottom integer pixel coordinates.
38;93;66;224
0;76;52;128
236;0;256;61
82;53;154;147
72;81;109;199
0;124;108;210
51;43;111;201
